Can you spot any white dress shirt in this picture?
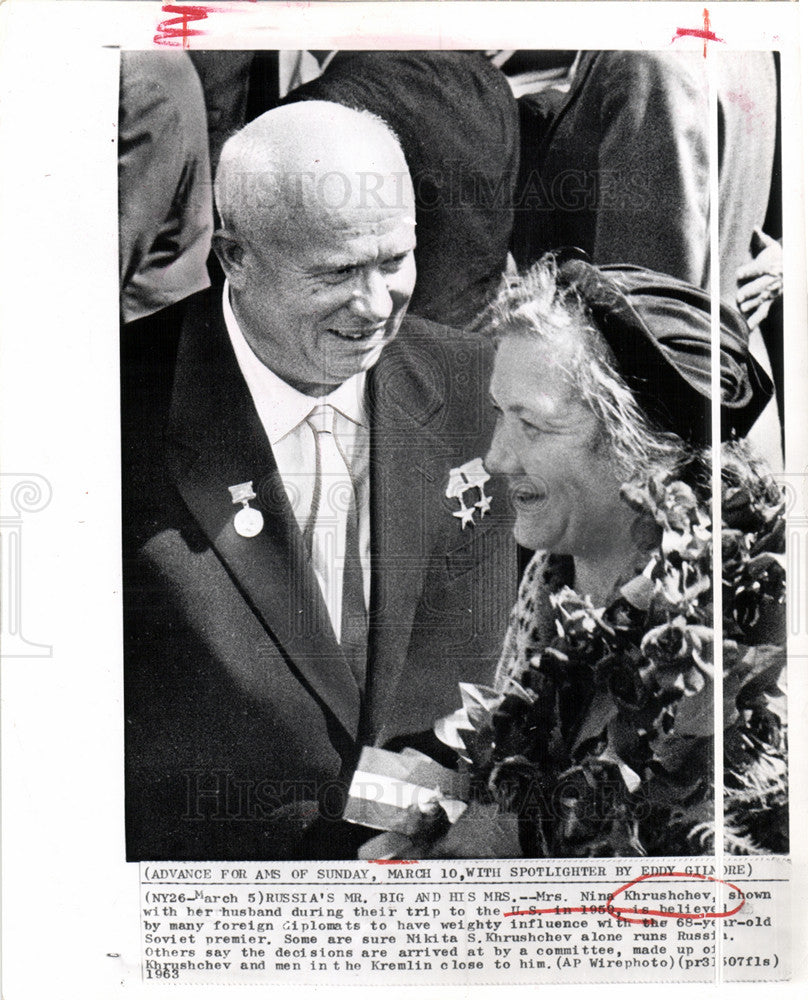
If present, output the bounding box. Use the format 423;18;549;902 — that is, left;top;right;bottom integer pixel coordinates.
222;284;371;638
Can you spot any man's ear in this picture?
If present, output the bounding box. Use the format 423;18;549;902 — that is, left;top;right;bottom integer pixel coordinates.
213;230;248;288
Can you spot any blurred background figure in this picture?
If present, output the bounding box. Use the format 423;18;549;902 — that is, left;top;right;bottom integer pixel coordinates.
188;51;254;177
719;50;782;466
510;50;777;294
715;51;778;302
119;51;212;331
511;50;712;279
188;50;329;179
508;48;781;465
734;52;784;453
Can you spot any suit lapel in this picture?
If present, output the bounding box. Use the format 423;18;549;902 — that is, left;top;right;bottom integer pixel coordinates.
164;295;361;740
364;329;448;738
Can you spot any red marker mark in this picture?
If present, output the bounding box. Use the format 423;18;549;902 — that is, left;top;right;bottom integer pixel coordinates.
154;4;212;47
505;872;746;926
367;859;419;865
154;1;257;48
672;8;724;57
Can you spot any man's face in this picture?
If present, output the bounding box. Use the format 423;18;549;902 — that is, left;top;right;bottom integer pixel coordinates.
232;195;416;396
486;333;626;556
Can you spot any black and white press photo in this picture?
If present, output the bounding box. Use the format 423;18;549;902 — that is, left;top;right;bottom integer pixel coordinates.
3;4;805;996
119;46;787;864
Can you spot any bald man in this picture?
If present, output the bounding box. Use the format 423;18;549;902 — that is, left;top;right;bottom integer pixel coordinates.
121;102;515;861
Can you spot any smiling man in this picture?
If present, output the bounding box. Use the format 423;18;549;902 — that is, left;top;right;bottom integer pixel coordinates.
121;101;515;861
213;104;417;394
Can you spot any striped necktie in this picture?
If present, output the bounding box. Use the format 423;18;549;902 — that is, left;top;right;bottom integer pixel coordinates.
304;404;367;690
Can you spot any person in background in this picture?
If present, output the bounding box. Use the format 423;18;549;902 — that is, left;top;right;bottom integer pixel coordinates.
510;49;781;466
187;51;254;178
119;51;212;329
511;50;777;297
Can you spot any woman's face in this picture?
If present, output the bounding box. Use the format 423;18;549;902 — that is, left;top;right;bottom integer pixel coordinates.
486;332;628;556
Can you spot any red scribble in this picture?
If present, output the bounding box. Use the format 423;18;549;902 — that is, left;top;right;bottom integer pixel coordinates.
505;871;746;926
367;859;419;865
672;8;724;57
154;1;257;48
154;4;212;47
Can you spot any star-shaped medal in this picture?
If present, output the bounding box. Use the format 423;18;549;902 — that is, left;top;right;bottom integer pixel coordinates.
453;500;476;529
446;457;493;529
475;492;492;517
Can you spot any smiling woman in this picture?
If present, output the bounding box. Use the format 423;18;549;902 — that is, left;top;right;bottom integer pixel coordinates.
487;335;641;601
484;261;693;605
358;254;787;860
475;257;785;857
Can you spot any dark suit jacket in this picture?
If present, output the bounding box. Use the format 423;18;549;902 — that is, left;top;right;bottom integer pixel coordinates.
513;50;777;303
122;291;515;860
514;51;709;281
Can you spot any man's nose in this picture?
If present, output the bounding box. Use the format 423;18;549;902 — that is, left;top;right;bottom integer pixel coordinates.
351;267;393;322
485;421;521;475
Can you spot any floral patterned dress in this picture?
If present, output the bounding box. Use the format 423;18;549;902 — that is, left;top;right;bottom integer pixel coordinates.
494;552;574;694
463;466;788;857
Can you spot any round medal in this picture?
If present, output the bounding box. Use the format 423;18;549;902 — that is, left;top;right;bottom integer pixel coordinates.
234;505;264;538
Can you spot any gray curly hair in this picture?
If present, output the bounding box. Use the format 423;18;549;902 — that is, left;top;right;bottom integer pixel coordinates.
482;256;690;482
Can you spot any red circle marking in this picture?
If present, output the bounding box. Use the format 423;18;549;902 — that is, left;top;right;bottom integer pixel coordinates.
504;871;746;924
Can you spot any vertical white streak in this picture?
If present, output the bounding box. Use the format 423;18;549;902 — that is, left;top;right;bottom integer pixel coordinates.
707;43;724;986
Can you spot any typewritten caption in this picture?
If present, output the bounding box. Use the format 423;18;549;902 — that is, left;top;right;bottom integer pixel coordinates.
138;857;789;984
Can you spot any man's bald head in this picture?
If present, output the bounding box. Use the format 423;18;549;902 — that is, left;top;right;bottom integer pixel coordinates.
214;101;414;247
212;101;418;396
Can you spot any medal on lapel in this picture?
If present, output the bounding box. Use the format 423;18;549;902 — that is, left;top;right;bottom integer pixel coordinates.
445;458;492;530
228;481;264;538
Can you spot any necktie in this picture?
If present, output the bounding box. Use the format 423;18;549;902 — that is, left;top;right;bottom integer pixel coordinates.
304;404;368;690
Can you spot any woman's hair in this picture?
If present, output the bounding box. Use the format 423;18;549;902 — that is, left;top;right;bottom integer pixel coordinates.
481;256;691;483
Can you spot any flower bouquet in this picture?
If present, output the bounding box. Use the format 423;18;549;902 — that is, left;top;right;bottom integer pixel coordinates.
353;456;787;859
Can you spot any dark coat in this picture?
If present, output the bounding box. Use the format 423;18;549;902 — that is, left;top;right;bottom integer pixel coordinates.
122;291;515;860
513;50;776;303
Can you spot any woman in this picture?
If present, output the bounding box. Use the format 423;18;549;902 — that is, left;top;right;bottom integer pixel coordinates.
478;257;785;858
486;256;771;685
358;256;786;859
